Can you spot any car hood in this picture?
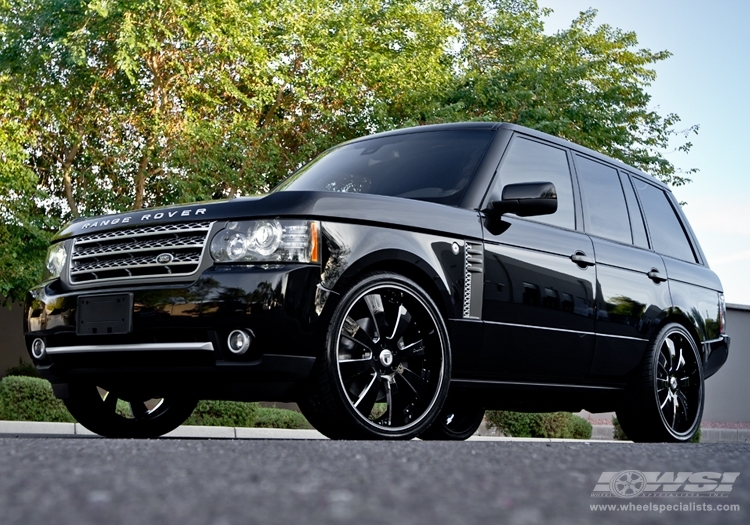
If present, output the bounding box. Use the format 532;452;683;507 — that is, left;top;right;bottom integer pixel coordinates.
54;191;483;240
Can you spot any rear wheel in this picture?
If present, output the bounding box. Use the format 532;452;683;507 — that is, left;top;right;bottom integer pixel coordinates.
617;323;704;442
419;396;484;441
63;383;198;438
301;272;451;440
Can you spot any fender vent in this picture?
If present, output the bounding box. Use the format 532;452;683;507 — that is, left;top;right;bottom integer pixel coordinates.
463;242;483;319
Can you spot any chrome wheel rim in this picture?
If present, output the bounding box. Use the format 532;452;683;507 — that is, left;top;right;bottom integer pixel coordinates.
655;330;702;436
334;283;446;432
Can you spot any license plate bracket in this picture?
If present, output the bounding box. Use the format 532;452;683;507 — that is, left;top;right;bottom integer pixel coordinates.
77;293;133;336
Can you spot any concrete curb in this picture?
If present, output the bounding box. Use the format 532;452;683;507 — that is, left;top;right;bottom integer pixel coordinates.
0;420;745;442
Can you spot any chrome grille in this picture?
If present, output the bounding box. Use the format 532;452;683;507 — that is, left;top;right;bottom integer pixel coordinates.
69;221;212;284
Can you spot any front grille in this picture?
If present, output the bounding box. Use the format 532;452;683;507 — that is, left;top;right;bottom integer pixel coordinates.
69;222;212;284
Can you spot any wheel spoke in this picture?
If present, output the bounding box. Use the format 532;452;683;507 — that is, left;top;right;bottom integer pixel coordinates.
384;379;394;426
388;379;407;426
660;390;672;410
400;339;425;360
129;401;149;420
353;372;380;413
341;316;376;353
388;304;412;341
677;347;686;371
664;337;676;365
676;390;690;418
341;332;374;355
101;390;117;413
339;358;376;379
400;366;431;403
363;294;386;341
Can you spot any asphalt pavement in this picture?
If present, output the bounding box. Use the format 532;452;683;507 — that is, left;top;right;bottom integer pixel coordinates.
0;434;747;525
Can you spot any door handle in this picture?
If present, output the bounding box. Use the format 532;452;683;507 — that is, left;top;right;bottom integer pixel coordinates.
570;252;595;268
647;269;667;283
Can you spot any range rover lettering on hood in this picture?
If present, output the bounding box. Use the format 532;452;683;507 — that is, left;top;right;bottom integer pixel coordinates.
79;208;207;230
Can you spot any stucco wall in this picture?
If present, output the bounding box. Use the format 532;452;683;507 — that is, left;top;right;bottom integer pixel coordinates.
703;304;750;422
0;303;29;375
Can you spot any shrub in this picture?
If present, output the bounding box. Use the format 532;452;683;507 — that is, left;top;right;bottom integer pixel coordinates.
0;376;74;422
612;416;701;443
569;414;593;439
4;358;39;378
184;400;259;427
253;407;311;429
485;411;591;439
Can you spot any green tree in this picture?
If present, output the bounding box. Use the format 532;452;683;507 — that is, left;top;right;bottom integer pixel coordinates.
429;0;696;187
0;0;697;304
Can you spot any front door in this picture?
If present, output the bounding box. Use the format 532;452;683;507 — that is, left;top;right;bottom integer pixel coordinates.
479;135;597;381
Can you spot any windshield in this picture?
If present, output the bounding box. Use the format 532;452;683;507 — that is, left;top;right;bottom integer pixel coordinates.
275;129;495;206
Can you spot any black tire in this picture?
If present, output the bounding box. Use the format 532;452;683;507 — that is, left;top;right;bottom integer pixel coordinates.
301;272;451;440
63;383;198;438
419;397;484;441
616;323;704;443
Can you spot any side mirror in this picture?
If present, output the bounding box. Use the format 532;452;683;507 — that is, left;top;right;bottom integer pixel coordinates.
491;181;557;217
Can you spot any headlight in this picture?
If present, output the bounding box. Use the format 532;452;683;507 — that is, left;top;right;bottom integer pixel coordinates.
45;242;67;280
210;219;319;263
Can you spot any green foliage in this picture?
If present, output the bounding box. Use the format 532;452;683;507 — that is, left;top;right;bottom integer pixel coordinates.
569;414;594;440
0;376;75;422
612;416;701;442
0;0;698;301
3;358;39;378
184;399;259;427
485;410;592;439
252;407;311;429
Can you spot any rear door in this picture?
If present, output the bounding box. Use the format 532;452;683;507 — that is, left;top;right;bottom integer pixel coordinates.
572;155;671;378
479;135;597;381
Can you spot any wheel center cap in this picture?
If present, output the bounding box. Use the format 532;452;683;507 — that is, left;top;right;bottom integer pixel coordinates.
379;349;394;367
670;376;678;390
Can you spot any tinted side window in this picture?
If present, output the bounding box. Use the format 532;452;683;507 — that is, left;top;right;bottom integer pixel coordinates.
575;155;631;244
634;179;697;262
619;172;649;249
493;137;575;230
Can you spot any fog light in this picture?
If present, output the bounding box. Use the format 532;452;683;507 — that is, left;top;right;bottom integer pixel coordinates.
31;338;46;359
227;330;252;355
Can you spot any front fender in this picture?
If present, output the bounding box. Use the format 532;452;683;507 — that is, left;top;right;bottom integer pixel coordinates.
317;222;475;320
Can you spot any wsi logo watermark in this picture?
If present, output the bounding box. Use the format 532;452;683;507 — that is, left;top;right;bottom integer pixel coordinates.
592;471;740;498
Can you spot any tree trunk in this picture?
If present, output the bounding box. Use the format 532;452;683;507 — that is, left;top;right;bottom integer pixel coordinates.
61;141;82;217
133;141;150;210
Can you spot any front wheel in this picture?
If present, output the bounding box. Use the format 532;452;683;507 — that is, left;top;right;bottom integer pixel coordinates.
616;323;704;442
63;383;198;438
301;272;451;440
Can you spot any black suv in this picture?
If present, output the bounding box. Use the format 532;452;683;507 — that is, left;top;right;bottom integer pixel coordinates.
24;122;729;441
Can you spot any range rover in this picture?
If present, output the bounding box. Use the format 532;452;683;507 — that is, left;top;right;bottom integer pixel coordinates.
24;122;729;441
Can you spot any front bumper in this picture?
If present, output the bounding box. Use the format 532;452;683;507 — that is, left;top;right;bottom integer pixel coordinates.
24;264;323;399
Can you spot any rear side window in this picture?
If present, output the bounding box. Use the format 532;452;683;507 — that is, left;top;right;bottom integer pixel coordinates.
574;155;631;244
634;179;697;262
493;137;575;230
